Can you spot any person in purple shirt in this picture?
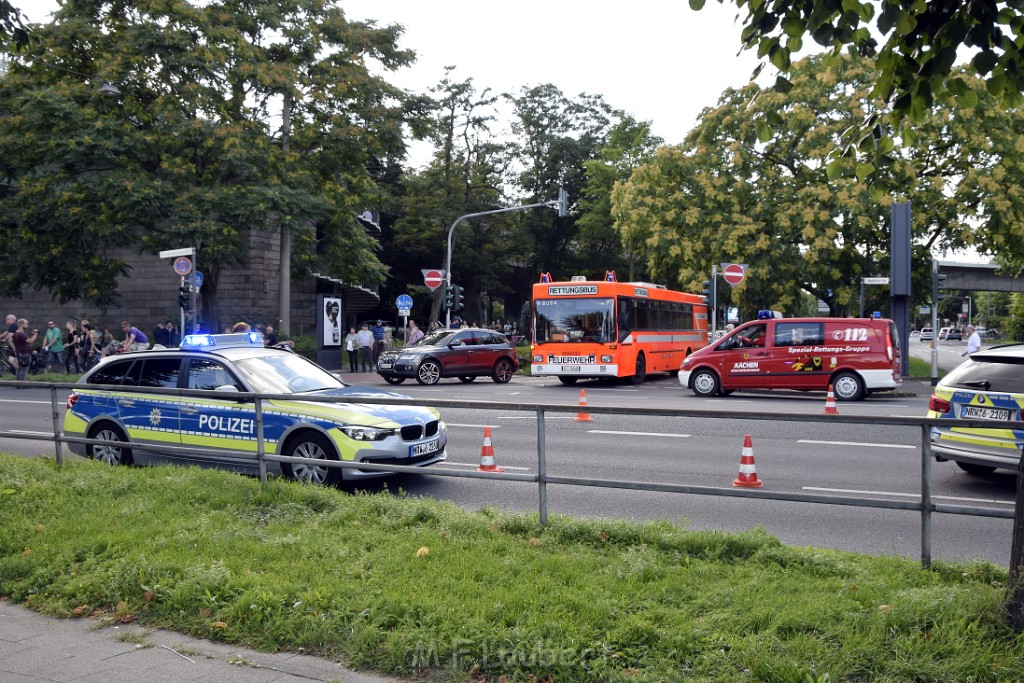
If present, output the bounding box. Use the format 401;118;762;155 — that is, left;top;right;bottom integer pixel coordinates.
120;321;149;352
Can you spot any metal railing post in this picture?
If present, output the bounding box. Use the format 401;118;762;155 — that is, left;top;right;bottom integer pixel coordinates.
256;396;267;484
921;424;933;568
537;406;547;526
49;386;63;466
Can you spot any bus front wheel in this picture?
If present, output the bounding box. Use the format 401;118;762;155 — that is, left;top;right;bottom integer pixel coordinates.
630;354;646;385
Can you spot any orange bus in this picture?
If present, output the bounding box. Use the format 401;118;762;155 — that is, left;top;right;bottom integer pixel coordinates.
530;272;709;384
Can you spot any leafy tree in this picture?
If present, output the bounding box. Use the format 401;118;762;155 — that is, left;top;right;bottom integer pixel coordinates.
0;0;411;331
578;115;663;282
0;0;26;49
611;53;1024;318
389;70;516;327
694;0;1024;122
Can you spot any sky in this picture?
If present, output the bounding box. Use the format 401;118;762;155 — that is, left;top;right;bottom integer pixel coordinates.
14;0;768;158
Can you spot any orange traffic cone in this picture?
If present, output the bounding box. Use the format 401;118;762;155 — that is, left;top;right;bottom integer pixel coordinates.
477;426;503;472
823;384;839;415
574;388;593;422
732;434;764;488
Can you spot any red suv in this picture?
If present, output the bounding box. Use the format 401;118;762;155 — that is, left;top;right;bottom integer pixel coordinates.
376;328;518;385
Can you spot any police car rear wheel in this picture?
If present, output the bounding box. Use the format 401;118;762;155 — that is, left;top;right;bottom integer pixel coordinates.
283;432;339;486
691;369;720;397
492;359;515;384
88;423;133;466
832;372;864;401
416;360;441;385
956;462;997;475
383;375;405;384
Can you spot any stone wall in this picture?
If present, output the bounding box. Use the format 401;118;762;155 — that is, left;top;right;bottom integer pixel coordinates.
0;229;321;338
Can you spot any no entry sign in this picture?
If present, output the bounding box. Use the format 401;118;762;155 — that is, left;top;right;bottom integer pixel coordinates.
422;269;444;291
722;263;746;286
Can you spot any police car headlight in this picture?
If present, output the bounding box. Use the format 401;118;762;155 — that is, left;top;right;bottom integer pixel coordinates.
339;426;395;441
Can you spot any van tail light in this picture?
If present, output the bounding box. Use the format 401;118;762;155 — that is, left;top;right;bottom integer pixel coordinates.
66;392;78;410
885;334;893;362
929;395;951;414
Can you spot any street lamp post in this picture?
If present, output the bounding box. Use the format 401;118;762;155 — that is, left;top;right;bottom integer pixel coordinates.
965;296;972;328
443;191;566;328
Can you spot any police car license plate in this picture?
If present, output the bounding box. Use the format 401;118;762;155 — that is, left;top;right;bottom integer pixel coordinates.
410;438;439;457
961;405;1011;421
561;366;581;372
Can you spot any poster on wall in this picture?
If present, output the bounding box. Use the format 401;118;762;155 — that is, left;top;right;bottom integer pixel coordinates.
323;297;342;346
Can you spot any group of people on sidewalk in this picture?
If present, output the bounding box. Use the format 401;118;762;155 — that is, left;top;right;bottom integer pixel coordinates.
1;313;166;380
341;319;429;373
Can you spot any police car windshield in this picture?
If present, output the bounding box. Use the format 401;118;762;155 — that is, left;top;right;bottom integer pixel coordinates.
232;354;344;394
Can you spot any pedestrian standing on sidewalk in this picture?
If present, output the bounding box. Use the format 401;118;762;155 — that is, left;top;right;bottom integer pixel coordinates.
344;326;359;372
42;320;64;373
12;318;37;382
64;321;81;373
357;323;374;372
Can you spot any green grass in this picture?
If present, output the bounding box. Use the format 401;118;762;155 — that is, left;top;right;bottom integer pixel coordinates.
908;355;946;380
2;455;1022;682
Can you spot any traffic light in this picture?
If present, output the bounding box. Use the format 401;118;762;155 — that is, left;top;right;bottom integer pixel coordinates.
178;286;190;310
443;284;455;310
935;273;947;300
453;285;465;312
700;279;717;308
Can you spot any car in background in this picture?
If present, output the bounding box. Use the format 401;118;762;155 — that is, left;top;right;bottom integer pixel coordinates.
919;326;934;342
376;327;518;385
63;333;447;485
938;327;951;340
945;328;962;341
927;343;1024;475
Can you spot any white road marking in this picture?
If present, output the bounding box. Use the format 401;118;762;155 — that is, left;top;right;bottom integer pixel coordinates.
446;423;501;429
0;399;51;405
439;462;531;472
798;439;915;449
588;430;690;438
494;415;578;420
803;486;1014;506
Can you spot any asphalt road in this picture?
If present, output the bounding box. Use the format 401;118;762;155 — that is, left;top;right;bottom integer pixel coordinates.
0;363;1015;567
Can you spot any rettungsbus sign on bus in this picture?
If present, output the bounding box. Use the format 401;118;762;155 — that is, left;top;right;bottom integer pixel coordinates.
530;271;709;385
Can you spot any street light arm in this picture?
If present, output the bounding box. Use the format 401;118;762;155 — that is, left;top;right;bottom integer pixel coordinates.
443;197;563;327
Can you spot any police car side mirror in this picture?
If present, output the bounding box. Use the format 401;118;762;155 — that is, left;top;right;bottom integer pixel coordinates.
214;385;239;393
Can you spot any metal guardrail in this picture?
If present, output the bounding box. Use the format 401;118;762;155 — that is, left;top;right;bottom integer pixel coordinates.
1;380;1020;568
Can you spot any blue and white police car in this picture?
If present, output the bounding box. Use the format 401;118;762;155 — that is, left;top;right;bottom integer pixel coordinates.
63;333;447;485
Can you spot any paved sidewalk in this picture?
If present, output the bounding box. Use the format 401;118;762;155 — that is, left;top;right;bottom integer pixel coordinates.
0;599;398;683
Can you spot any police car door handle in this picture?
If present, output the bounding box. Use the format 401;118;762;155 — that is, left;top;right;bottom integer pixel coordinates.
117;398;135;408
180;405;198;415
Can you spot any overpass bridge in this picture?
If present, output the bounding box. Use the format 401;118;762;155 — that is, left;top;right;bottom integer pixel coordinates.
938;261;1023;292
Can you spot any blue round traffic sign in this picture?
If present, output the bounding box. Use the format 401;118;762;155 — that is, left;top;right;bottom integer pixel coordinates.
396;294;413;309
190;271;204;289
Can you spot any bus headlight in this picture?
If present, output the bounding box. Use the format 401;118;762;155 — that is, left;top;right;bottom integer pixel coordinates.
532;355;543;363
601;355;612;363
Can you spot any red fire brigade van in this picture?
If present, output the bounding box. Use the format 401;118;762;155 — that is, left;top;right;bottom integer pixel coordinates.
678;316;902;401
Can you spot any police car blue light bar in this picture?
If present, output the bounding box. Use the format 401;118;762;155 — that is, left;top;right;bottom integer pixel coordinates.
180;332;264;350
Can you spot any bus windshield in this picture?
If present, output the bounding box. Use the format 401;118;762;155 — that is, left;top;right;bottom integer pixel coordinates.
535;298;615;344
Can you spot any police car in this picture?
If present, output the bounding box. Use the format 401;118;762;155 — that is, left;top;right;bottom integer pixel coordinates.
62;333;447;485
928;343;1024;475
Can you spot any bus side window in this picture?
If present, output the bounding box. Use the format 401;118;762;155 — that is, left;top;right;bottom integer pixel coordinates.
618;300;632;342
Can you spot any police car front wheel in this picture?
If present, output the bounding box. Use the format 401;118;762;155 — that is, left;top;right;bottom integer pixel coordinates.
88;423;133;466
282;432;341;486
